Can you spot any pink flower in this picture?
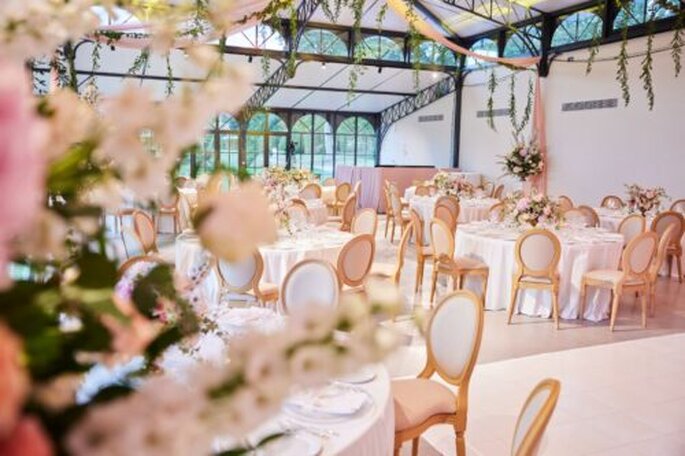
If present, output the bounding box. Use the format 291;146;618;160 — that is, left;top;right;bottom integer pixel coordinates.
101;296;161;359
518;147;528;157
0;323;29;438
197;182;278;262
0;61;47;288
516;198;530;211
0;416;53;456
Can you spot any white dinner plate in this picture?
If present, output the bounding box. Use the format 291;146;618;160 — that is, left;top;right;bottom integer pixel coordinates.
336;366;377;384
256;433;322;456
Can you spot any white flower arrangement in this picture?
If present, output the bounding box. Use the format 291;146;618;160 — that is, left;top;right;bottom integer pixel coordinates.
500;138;544;181
432;172;475;198
625;184;668;216
502;191;563;228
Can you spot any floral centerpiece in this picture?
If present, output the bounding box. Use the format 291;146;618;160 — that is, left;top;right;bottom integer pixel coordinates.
500;138;544;181
503;191;563;228
432;172;475;199
0;2;404;455
625;184;668;216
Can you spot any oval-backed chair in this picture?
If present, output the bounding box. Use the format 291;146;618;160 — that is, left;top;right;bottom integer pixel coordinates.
392;290;484;456
132;210;158;254
299;182;322;200
281;259;339;317
336;234;375;292
216;251;279;307
617;214;646;247
600;195;625;209
511;379;562;456
580;231;658;330
650;211;684;282
508;229;562;329
351;208;378;237
557;195;574;212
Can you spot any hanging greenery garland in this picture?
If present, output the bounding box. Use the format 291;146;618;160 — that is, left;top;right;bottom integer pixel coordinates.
586;0;604;75
640;18;656;110
486;69;497;131
508;72;533;137
615;0;631;106
128;48;151;75
165;53;175;97
671;7;684;77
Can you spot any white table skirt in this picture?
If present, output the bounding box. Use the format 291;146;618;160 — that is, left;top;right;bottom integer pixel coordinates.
410;196;499;243
175;228;352;295
321;186;336;204
454;226;624;322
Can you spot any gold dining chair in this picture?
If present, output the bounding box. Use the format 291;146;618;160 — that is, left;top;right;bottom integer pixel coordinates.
351;208;378;237
410;209;433;293
600;195;625;209
392;290;484;456
331;182;351;215
492;184;505;200
617;214;646;246
389;187;411;243
576;205;600;228
557;195;574;212
429;218;489;304
299;182;322;200
488;202;506;222
336;234;375;293
281;259;339;317
511;379;561;456
650;211;684;282
132;210;158;254
508;229;561;329
648;224;676;316
434;195;460;232
322;177;336;186
670;198;685;215
371;220;412;286
579;231;657;331
216;251;279;307
328;193;357;232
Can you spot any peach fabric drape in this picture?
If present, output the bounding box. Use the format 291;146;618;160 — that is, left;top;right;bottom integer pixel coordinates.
531;77;547;193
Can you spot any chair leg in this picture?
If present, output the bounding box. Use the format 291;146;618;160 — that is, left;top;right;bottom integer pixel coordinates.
609;288;621;331
384;215;390;238
507;284;519;324
578;281;587;320
481;272;489;307
677;253;683;283
430;269;439;303
393;444;400;456
414;257;423;293
650;284;656;317
640;288;648;328
411;437;419;456
667;254;674;279
551;289;560;330
390;219;396;243
455;430;466;456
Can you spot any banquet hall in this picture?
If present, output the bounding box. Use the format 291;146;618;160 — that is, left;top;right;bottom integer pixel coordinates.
1;0;685;455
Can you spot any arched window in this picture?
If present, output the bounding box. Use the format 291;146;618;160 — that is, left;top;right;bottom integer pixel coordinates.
336;117;377;167
298;29;347;56
196;117;220;176
504;26;542;58
246;112;287;175
613;0;678;29
292;114;334;178
415;41;457;66
552;11;603;47
218;114;240;170
359;35;403;61
465;38;498;69
225;24;285;50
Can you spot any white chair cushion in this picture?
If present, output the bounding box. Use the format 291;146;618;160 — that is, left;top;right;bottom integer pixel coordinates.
392;378;456;431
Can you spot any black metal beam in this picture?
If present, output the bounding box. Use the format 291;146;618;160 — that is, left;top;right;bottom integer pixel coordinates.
452;56;465;168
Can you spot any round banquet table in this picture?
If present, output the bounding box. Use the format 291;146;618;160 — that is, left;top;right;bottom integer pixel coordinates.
410;196;499;243
175;227;353;296
321;185;336;204
454;222;624;322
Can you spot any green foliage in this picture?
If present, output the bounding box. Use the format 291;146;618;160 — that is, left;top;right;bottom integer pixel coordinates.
486;69;497;131
640;20;656;110
165;53;175;97
127;48;150;75
615;0;631;106
672;10;684;77
508;73;534;137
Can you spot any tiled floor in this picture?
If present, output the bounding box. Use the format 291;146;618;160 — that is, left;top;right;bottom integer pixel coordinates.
390;333;685;455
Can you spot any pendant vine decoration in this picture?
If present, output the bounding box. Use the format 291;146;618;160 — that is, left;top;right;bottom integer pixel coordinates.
486;69;497;131
640;18;656;110
509;73;533;137
615;0;631;107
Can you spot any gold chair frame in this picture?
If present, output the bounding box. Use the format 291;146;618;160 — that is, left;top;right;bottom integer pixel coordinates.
336;233;375;290
410;209;432;293
351;208;378;237
650;210;684;283
216;251;278;306
512;378;561;456
280;259;340;315
600;195;625;209
132;210;158;254
508;229;561;329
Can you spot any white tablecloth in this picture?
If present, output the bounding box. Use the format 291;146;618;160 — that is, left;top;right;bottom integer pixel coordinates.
321;186;336;204
410;196;499;243
175;227;352;293
454;223;624;322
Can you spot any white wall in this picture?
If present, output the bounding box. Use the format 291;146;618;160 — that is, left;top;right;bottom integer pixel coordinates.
379;93;455;167
459;32;685;205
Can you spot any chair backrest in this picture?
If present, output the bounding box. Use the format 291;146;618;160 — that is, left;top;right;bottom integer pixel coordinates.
351;208;378;236
670;198;685;215
577;205;600;228
415;185;430;197
489;202;506;222
436;195;460;222
621;231;658;279
390;189;405;224
425;290;484;387
281;259;339;317
336;234;375;288
299;182;321;200
514;229;561;279
409;208;426;248
618;214;645;245
335;182;351;202
120;227;141;259
557;195;574;212
323;177;336;186
426;185;437;196
434;203;457;232
286;201;309;225
216;251;263;293
132;210;157;254
563;208;587;226
159;192;179;210
511;379;561;456
650;211;684;250
353;180;361;198
340;193;357;231
493;184;505;200
117;254;164;278
430;218;455;260
649;224;676;281
601;195;624;209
